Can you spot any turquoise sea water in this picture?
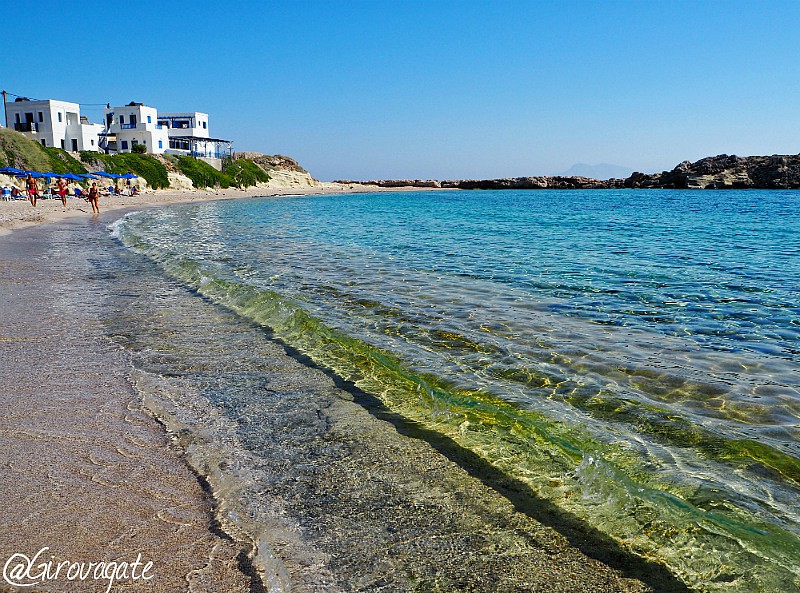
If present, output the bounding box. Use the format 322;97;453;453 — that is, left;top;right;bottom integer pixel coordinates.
115;189;800;591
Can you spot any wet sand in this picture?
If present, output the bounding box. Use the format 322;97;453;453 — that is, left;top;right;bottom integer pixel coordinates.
0;218;252;592
0;194;684;592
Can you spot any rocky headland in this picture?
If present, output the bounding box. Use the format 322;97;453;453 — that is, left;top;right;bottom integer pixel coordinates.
335;153;800;190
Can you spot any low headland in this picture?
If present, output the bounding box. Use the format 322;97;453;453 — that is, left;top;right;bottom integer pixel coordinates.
336;152;800;190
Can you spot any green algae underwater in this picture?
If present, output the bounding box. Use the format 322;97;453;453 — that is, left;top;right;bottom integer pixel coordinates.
113;189;800;591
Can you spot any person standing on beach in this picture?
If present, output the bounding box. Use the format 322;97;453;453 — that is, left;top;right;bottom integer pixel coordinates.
87;182;100;214
26;174;39;207
56;177;68;210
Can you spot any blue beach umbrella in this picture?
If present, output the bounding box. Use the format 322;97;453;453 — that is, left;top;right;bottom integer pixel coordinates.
92;171;113;178
120;173;138;179
0;167;25;175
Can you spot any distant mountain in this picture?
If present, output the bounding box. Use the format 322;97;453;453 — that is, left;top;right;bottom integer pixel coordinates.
560;163;634;180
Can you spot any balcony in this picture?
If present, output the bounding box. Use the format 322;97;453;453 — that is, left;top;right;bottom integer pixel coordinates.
119;123;138;129
14;122;38;132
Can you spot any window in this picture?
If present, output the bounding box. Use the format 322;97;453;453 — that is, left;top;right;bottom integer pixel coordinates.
38;112;44;122
121;140;128;149
15;114;20;123
158;140;163;149
91;139;95;146
58;112;62;123
120;116;125;125
147;115;151;123
41;140;46;146
202;121;207;129
60;140;65;149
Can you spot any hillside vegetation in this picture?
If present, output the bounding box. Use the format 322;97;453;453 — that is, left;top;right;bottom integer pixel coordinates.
162;155;270;189
0;127;273;190
0;127;88;174
80;152;170;189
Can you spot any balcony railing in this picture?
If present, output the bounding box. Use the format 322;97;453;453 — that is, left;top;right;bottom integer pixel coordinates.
14;122;38;132
119;122;138;129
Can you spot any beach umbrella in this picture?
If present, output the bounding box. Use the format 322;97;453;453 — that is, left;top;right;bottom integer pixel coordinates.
23;171;46;178
0;167;25;175
120;173;138;179
92;171;113;178
78;173;99;180
61;173;84;181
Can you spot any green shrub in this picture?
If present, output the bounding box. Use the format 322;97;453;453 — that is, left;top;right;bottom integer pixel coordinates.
0;128;92;176
42;147;88;174
0;127;51;171
174;156;231;189
132;143;147;154
224;159;270;187
0;128;278;192
86;153;170;189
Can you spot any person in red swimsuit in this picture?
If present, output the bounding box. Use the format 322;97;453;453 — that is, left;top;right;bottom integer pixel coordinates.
26;174;39;207
56;177;68;209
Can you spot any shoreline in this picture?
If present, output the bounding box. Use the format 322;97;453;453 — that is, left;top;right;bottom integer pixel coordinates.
0;191;674;592
0;182;447;237
0;217;252;592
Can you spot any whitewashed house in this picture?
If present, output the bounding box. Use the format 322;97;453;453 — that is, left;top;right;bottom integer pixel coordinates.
159;111;231;167
101;102;169;154
6;98;103;152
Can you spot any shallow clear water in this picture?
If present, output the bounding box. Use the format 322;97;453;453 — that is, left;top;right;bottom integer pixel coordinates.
115;189;800;592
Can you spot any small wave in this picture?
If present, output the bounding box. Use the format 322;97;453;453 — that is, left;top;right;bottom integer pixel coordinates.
107;213;141;240
133;369;294;593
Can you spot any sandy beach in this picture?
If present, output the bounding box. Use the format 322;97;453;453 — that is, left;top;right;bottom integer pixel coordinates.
0;187;685;593
0;180;407;237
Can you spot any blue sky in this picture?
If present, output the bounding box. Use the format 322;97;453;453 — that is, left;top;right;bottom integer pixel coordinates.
3;0;799;180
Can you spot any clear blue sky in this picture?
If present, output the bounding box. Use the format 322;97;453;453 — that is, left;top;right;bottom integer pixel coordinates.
3;0;798;180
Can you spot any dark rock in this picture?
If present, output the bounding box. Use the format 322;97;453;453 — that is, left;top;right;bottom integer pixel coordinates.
336;154;800;191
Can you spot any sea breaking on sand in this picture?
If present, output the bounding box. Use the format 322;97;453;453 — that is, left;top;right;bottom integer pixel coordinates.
0;186;690;593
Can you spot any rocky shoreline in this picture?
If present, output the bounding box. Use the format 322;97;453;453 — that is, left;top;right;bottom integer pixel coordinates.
336;153;800;190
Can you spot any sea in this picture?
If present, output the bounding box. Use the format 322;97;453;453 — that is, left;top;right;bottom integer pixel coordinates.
108;189;799;592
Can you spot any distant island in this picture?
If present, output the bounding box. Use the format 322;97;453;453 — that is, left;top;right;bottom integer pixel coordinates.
336;153;800;190
560;162;634;179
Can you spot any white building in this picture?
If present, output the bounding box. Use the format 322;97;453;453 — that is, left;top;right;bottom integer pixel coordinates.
158;111;231;163
101;102;169;154
5;98;103;152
